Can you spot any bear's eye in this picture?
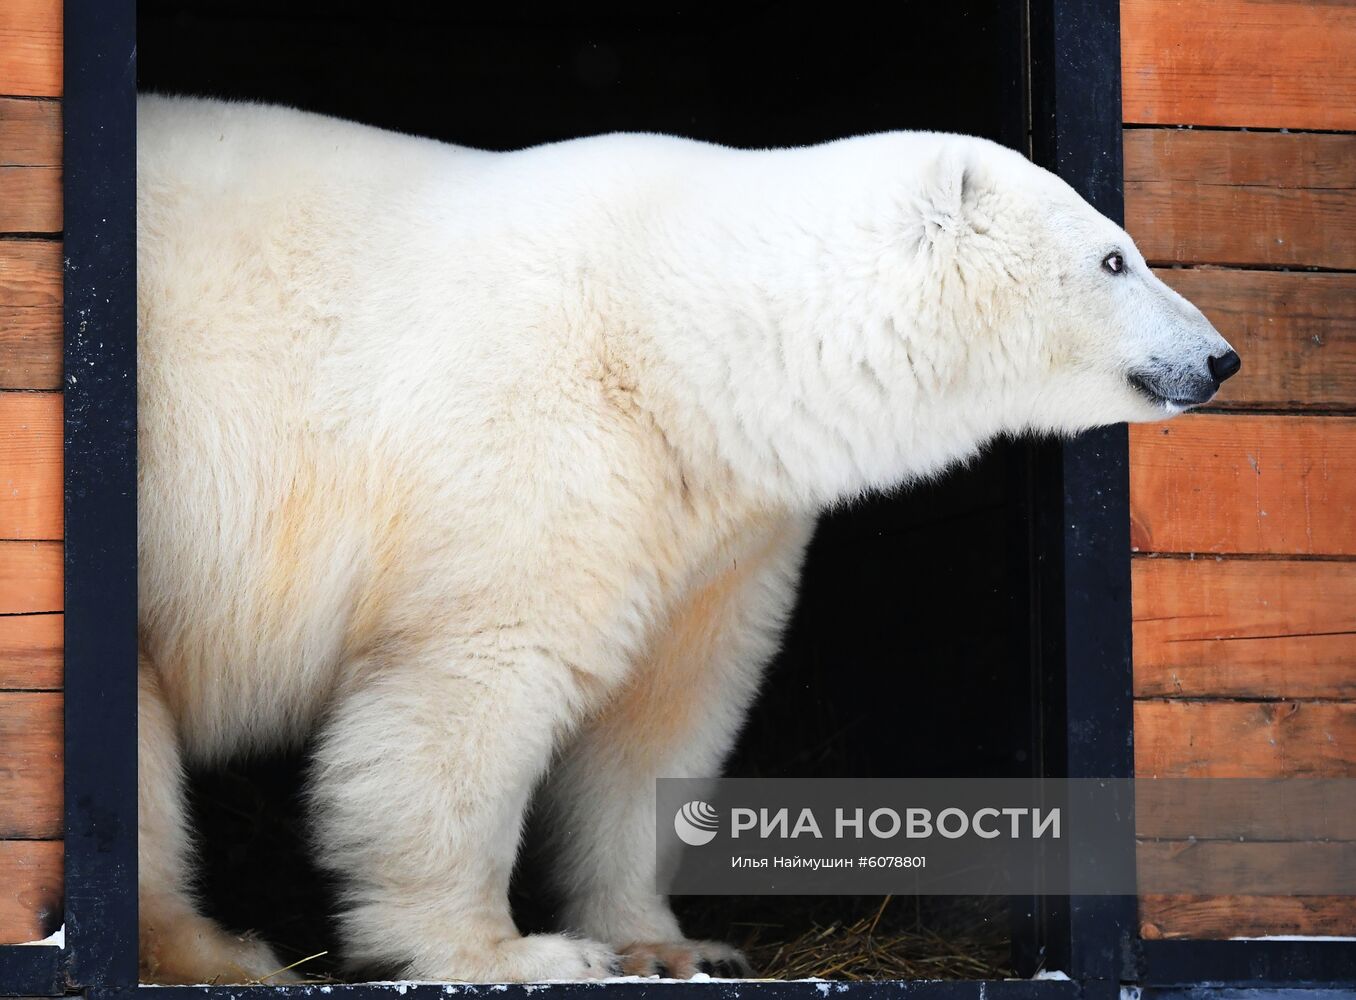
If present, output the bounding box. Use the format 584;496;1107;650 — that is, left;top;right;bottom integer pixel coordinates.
1102;251;1126;275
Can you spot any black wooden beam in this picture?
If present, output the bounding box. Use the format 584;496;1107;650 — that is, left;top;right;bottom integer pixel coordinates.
1025;0;1136;996
62;0;140;989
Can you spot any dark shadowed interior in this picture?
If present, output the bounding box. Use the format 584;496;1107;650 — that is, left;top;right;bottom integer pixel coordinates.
137;0;1044;981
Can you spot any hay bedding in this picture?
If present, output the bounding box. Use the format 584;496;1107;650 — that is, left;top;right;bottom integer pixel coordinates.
258;895;1012;983
678;894;1013;982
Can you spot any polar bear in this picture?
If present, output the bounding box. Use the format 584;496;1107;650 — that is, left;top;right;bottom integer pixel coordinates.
134;95;1237;984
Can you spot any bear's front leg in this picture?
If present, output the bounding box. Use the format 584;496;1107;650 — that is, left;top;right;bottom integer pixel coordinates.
309;636;621;982
539;514;813;978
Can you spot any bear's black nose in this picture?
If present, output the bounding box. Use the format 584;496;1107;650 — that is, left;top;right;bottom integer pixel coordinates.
1208;350;1241;383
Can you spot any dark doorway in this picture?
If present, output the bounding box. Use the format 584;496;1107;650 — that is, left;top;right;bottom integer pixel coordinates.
140;1;1037;981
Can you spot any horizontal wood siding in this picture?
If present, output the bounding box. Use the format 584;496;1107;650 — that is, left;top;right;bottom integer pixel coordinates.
0;614;61;690
0;196;61;390
0;0;62;98
0;97;61;235
0;542;61;615
1129;415;1356;557
1136;701;1356;778
0;392;61;539
1137;781;1356;842
0;0;62;946
1121;0;1356;130
0;165;60;233
0;692;61;838
1124;130;1356;270
1138;841;1356;896
0;841;62;946
1133;558;1356;700
1124;0;1356;941
0;97;60;162
1153;268;1356;412
1140;895;1356;941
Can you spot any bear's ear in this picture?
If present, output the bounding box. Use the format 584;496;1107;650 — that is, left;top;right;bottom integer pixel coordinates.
919;145;988;246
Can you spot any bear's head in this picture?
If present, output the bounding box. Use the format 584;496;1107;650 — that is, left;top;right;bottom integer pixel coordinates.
911;138;1239;437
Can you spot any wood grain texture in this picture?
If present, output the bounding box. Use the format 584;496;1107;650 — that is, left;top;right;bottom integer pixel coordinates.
0;691;60;838
1126;126;1356;190
0;166;60;232
0;2;64;946
0;0;62;98
0;101;61;383
0;392;61;539
0;242;61;389
1121;0;1356;130
0;614;60;690
1140;895;1356;940
1135;701;1356;778
0;840;61;945
0;541;61;613
1138;840;1356;896
1137;778;1356;842
0;98;60;165
1124;130;1356;269
1133;558;1356;699
1154;268;1356;411
1129;415;1356;556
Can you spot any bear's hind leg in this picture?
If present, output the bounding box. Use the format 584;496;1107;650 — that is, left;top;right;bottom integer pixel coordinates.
139;656;294;985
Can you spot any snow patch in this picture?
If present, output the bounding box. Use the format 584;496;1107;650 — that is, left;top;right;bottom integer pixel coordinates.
17;924;64;947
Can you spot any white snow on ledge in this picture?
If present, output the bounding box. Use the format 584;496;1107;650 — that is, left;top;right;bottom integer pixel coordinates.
17;924;64;947
140;975;1081;991
1229;934;1356;942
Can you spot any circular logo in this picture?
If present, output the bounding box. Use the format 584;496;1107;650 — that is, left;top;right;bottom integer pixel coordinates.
674;800;720;847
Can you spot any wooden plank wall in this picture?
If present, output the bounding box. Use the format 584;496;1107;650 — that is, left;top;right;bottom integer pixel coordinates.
0;0;64;946
1122;0;1356;941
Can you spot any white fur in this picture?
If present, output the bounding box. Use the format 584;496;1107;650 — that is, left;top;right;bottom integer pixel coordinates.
135;95;1230;983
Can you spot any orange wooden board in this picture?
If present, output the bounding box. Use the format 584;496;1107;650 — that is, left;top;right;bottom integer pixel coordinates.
1133;558;1356;700
1130;415;1356;556
0;166;60;232
0;0;62;98
0;691;61;839
1125;127;1356;190
1138;840;1356;896
1124;130;1356;269
0;100;61;381
0;241;62;389
1137;778;1356;842
0;391;61;539
0;840;61;945
1140;894;1356;940
1135;701;1356;778
1153;269;1356;412
0;98;60;164
1121;0;1356;130
0;541;61;613
0;613;60;690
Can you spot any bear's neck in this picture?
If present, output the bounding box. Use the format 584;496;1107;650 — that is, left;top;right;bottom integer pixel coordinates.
615;165;1020;511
